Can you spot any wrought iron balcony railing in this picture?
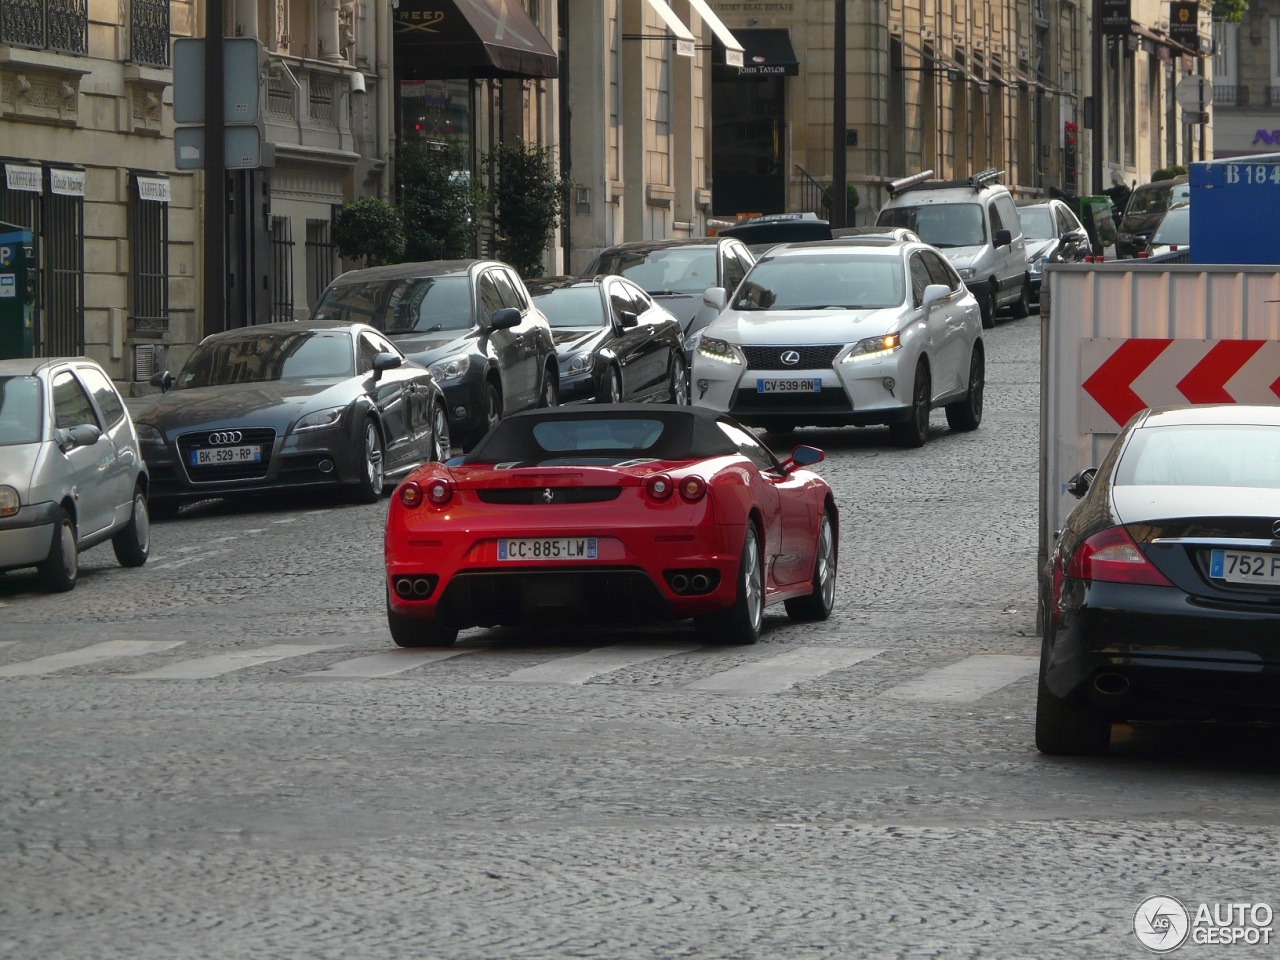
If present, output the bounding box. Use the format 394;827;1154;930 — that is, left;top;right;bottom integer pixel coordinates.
129;0;170;67
0;0;88;54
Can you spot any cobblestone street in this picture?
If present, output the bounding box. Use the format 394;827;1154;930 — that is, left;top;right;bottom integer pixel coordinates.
2;315;1277;959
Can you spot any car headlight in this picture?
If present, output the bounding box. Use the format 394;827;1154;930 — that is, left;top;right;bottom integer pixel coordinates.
293;405;346;433
565;353;591;375
696;336;745;366
1030;257;1046;275
429;355;471;382
957;267;975;280
135;422;165;445
0;485;19;518
842;333;901;363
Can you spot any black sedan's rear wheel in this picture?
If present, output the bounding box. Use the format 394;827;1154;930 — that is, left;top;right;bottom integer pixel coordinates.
696;524;763;644
1035;651;1112;756
430;400;452;462
353;418;384;503
387;597;458;648
785;510;837;621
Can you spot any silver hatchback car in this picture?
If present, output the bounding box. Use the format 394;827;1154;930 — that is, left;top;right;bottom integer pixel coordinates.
0;357;150;591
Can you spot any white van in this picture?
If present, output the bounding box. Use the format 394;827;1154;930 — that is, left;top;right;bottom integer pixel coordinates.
876;169;1029;327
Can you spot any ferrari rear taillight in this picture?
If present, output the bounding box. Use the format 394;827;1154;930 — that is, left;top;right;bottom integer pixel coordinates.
1066;525;1172;587
678;475;707;502
399;481;423;508
426;478;454;506
645;474;675;501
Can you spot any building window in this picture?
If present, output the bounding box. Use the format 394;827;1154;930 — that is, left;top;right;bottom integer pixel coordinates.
128;173;170;334
270;216;295;322
129;0;170;67
0;0;89;55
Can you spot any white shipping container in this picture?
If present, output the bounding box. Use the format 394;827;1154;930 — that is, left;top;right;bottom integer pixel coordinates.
1038;262;1280;626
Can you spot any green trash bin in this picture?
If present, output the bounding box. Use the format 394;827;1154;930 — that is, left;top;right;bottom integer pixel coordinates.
0;221;34;359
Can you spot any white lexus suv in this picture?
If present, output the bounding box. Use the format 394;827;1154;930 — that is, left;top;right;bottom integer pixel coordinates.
689;238;984;447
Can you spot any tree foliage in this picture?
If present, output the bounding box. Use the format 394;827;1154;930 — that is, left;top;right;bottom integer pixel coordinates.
331;197;406;268
1213;0;1246;23
399;142;486;262
1151;165;1188;182
483;140;572;279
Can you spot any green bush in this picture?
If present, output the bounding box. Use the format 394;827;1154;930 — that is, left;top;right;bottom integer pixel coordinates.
331;197;406;268
822;182;860;219
1151;165;1188;182
399;142;486;262
484;140;572;278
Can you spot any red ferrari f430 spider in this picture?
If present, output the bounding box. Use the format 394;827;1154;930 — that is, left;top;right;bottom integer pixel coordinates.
384;405;837;647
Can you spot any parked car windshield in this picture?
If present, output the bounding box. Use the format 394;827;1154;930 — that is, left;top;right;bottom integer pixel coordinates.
314;276;474;334
1116;424;1280;488
1019;206;1057;240
593;247;717;295
1150;207;1190;246
731;252;905;310
531;286;608;328
0;376;42;445
877;203;986;247
177;331;355;388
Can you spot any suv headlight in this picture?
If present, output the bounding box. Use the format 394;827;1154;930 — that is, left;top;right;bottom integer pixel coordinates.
697;336;745;366
842;333;901;363
1030;257;1046;275
294;405;346;433
0;485;19;518
135;422;165;445
957;267;975;280
429;355;471;382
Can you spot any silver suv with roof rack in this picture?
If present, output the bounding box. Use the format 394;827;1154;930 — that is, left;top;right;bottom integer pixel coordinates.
875;169;1029;328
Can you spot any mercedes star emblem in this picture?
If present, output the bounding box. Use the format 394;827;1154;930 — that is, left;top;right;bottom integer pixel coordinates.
780;350;801;366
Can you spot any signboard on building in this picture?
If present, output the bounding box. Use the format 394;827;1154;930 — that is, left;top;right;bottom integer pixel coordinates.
1100;0;1131;35
1170;1;1200;48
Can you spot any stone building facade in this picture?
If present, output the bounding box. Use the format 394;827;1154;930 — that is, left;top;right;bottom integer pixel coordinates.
1210;2;1280;158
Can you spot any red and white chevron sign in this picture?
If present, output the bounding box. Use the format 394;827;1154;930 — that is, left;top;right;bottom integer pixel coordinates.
1079;338;1280;432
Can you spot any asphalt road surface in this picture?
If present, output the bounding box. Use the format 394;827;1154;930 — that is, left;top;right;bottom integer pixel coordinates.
2;313;1277;959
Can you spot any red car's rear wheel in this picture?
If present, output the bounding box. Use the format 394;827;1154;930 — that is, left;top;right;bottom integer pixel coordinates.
387;595;458;648
785;509;836;621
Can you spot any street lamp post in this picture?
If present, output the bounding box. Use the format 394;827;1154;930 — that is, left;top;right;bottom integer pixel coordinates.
832;0;847;227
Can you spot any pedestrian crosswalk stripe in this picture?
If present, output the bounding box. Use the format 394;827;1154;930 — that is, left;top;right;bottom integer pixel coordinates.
129;643;344;679
0;640;183;678
684;646;886;694
497;645;701;685
301;649;474;678
883;655;1039;703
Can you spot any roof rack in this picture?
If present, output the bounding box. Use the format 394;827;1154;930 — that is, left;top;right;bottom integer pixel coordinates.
887;168;1004;197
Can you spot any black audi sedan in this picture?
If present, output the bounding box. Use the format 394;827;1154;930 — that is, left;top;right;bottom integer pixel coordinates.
1038;404;1280;756
526;276;688;405
312;260;558;449
128;321;450;517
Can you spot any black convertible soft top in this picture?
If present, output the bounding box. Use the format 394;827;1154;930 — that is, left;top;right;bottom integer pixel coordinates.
464;405;739;465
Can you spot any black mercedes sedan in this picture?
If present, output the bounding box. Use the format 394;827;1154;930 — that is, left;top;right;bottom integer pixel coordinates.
127;321;450;517
1038;404;1280;756
526;276;688;405
312;260;558;450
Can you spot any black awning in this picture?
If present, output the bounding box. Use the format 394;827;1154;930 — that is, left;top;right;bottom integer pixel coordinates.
394;0;558;80
714;29;799;78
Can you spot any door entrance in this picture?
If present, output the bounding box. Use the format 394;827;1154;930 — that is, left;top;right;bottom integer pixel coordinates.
711;76;786;217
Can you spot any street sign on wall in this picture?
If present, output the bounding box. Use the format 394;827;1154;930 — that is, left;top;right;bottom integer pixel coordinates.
1079;338;1280;433
1100;0;1132;35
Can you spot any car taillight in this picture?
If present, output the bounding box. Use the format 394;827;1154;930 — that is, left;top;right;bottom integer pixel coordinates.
399;481;423;508
426;478;454;506
1065;525;1172;586
678;475;707;502
645;474;674;501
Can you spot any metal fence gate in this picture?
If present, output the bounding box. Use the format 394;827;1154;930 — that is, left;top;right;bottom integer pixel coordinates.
269;216;294;322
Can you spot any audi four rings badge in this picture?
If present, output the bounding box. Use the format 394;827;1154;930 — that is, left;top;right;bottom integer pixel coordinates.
208;431;243;445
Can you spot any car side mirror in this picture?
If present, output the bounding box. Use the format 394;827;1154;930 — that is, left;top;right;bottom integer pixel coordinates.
149;370;174;392
618;311;639;329
55;423;102;453
702;287;727;312
1066;467;1097;499
780;444;824;473
994;228;1013;247
489;307;521;330
921;283;951;312
371;352;402;381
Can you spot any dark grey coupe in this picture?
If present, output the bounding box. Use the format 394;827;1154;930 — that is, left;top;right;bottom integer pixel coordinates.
128;321;450;517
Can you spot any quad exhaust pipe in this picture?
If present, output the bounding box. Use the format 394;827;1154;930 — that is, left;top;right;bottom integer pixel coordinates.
394;576;434;599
